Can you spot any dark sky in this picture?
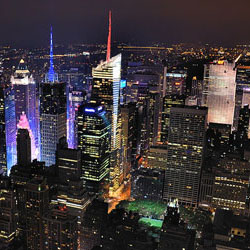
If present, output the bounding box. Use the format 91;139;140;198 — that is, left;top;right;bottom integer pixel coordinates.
0;0;249;46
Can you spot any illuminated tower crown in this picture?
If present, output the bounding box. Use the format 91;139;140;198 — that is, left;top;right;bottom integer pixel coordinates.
45;26;58;83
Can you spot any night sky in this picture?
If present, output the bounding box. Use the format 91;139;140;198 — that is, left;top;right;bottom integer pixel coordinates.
0;0;249;46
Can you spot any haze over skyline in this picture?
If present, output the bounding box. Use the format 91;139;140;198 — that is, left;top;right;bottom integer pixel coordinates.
0;0;250;46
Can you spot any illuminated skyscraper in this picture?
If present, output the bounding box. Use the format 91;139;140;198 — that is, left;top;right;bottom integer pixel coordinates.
161;95;185;144
11;59;38;160
4;87;17;174
40;82;66;166
203;60;236;126
40;27;66;166
0;87;6;174
166;70;187;95
78;104;111;194
91;12;123;193
163;106;207;206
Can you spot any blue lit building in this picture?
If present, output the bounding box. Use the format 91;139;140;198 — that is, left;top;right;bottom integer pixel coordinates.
0;87;6;174
11;59;39;161
40;26;66;166
4;87;17;174
45;26;58;83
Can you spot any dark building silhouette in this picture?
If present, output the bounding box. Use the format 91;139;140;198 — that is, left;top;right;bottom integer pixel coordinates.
17;129;31;166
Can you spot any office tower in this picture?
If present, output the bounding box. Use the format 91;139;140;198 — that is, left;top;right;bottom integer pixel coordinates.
67;88;84;149
42;205;78;250
59;66;86;149
166;69;187;95
203;60;236;125
81;199;108;250
25;177;49;250
78;104;111;194
40;26;66;166
4;87;17;174
161;95;185;144
121;103;137;177
17;129;31;166
52;138;90;220
40;82;66;166
91;53;122;191
0;87;6;174
11;59;38;161
0;176;18;246
212;156;250;214
163;106;207;206
147;145;168;170
237;105;250;154
235;53;250;91
158;205;195;250
234;54;250;130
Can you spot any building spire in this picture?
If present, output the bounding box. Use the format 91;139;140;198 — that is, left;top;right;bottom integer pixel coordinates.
106;10;112;62
46;25;57;83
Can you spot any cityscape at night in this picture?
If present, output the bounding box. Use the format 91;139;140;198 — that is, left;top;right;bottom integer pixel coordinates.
1;1;250;249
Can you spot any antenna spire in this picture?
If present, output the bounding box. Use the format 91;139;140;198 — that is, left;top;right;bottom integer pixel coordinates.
47;25;56;82
106;10;112;62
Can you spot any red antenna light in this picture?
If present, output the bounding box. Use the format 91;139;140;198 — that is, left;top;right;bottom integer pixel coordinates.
106;10;112;62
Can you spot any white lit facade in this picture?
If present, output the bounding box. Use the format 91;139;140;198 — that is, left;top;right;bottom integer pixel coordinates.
91;54;122;193
203;61;236;126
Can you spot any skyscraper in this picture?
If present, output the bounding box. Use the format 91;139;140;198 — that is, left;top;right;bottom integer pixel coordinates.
0;87;6;174
4;87;17;174
78;104;111;194
40;82;67;166
40;27;66;166
17;129;31;167
11;59;38;161
161;95;185;144
91;11;123;193
25;177;49;250
163;106;207;206
42;205;78;250
203;60;236;126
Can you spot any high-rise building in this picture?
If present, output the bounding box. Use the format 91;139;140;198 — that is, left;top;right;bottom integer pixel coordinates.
42;205;78;250
4;87;17;174
25;177;49;250
234;53;250;130
166;69;187;95
0;176;18;246
78;104;111;195
52;138;90;220
17;129;31;167
80;199;108;250
0;87;6;174
163;106;207;206
40;82;67;166
91;56;122;192
121;103;137;178
11;59;38;161
161;95;185;144
203;60;236;126
40;26;66;167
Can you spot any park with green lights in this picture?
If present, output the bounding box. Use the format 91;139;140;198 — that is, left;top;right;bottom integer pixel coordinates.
118;199;212;231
